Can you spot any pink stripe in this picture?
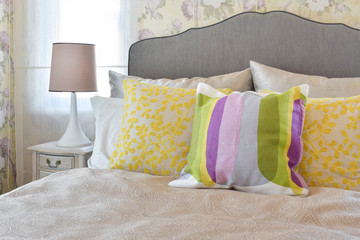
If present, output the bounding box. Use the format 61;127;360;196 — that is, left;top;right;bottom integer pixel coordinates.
215;94;243;184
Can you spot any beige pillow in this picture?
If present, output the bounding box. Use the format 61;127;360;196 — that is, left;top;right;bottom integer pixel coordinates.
250;61;360;98
109;69;253;98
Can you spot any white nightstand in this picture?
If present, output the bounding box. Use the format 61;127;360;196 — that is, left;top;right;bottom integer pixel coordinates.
27;141;93;181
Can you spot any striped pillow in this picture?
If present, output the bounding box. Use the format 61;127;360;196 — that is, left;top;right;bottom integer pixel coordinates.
169;83;309;196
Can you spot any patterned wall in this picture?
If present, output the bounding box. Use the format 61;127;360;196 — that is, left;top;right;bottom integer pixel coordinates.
136;0;360;40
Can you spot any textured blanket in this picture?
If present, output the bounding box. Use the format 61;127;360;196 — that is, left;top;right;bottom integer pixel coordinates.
1;168;359;239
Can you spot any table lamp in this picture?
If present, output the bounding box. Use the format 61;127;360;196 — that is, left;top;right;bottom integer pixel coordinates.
49;43;97;147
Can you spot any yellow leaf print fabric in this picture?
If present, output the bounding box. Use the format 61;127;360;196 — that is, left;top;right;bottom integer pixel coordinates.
299;95;360;191
109;79;231;176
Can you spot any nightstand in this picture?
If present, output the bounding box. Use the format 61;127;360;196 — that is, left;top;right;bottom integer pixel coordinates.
27;141;93;181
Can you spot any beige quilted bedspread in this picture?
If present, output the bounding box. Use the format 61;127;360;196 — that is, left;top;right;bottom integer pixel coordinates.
1;168;360;239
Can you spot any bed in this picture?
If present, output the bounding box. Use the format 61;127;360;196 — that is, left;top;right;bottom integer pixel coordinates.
1;11;360;239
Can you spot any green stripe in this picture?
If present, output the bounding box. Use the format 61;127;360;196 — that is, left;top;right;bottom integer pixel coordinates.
257;93;280;182
185;93;214;182
274;90;292;187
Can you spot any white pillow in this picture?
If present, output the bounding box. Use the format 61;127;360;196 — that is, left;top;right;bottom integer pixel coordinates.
250;61;360;98
87;96;124;169
109;69;253;98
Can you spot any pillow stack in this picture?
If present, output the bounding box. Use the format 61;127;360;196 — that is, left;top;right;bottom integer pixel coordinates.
251;61;360;191
89;61;360;196
88;69;252;170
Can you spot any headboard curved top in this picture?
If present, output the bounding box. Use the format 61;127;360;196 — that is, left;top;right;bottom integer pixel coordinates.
129;11;360;79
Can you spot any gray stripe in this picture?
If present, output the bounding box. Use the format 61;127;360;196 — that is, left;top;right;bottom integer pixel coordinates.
231;92;269;187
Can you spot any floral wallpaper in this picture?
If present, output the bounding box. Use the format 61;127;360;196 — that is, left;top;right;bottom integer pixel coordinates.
136;0;360;40
0;0;15;194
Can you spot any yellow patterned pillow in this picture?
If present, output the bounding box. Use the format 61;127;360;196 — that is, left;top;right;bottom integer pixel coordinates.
109;79;231;176
299;95;360;190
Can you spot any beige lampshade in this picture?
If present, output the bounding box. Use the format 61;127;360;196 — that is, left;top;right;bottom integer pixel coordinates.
49;43;97;92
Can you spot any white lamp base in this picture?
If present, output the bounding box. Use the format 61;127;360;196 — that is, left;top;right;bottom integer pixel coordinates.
57;92;91;148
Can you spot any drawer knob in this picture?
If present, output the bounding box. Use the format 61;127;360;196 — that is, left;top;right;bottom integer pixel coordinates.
46;159;62;168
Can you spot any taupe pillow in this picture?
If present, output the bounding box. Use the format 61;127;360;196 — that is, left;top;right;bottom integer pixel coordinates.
109;69;253;98
250;61;360;98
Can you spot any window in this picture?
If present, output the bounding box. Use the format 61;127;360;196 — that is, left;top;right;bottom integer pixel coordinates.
58;0;131;96
15;0;132;186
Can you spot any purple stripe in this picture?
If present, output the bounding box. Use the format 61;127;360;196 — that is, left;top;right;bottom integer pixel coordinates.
287;99;306;187
206;97;227;183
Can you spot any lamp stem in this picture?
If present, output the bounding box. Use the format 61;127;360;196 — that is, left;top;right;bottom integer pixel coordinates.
56;92;91;147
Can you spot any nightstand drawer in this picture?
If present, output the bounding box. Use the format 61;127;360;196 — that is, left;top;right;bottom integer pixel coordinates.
28;141;93;181
39;170;54;179
39;154;74;170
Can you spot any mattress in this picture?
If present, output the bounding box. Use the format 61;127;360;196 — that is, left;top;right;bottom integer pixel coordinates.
0;168;359;239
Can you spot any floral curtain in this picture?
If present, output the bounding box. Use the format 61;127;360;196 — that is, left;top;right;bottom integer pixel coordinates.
136;0;360;40
0;0;15;194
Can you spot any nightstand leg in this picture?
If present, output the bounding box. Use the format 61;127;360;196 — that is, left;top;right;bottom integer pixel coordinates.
32;152;38;181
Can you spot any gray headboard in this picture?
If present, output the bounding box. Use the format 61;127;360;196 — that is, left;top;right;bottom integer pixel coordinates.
128;11;360;79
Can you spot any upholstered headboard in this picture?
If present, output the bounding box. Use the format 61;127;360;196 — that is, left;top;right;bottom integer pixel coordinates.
128;11;360;79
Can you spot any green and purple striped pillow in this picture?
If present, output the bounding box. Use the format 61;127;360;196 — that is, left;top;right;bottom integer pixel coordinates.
169;83;309;196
